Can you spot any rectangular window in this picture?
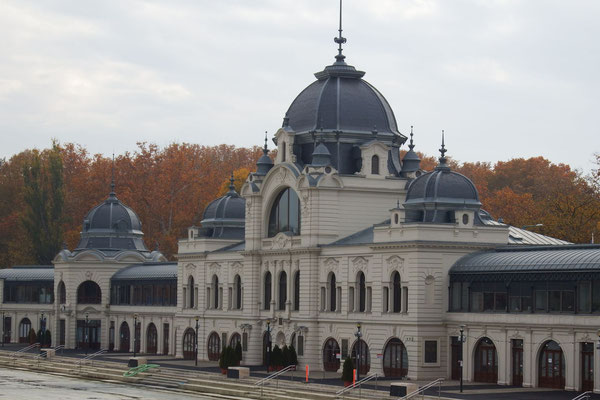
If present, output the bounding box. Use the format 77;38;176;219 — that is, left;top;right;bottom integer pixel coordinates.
366;287;372;312
593;280;600;312
579;282;591;313
535;290;547;312
341;339;348;358
471;292;483;312
495;292;507;311
451;283;461;311
548;290;561;312
297;335;304;356
424;340;438;364
383;287;389;312
483;292;494;311
402;286;408;313
521;296;532;312
561;291;574;312
509;296;521;312
348;287;355;312
242;332;248;351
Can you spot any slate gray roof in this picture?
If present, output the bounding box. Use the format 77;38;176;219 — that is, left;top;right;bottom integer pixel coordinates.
450;244;600;274
111;263;177;281
326;225;376;246
0;266;54;281
481;218;571;245
215;241;245;252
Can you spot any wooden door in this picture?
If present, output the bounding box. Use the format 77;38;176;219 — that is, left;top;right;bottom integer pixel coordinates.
120;322;130;352
451;337;461;380
581;343;594;392
512;339;523;386
539;341;565;389
474;338;498;383
162;323;169;355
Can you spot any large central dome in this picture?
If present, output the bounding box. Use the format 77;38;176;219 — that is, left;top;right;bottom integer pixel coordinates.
285;62;400;137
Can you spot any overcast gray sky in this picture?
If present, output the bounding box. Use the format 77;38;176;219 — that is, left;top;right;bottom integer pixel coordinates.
1;0;598;173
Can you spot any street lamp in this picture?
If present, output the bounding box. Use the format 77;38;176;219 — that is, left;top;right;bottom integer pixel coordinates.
1;304;4;348
133;313;138;358
40;312;46;349
85;313;89;356
355;323;362;382
194;316;199;367
521;224;543;230
459;325;465;393
265;320;272;372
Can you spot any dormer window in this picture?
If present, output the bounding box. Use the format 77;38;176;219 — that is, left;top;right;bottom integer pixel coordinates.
268;187;301;237
371;155;379;175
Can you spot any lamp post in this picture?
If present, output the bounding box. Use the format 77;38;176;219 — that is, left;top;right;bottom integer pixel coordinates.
521;224;543;230
355;323;362;382
194;316;199;367
265;320;272;372
85;313;89;356
1;305;4;348
40;312;46;348
459;325;465;393
133;313;138;358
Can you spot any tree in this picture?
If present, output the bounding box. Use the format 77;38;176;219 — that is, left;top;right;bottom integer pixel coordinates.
28;328;37;344
234;341;242;365
272;345;282;369
281;345;290;367
217;168;251;196
21;142;64;264
341;357;354;383
288;345;298;366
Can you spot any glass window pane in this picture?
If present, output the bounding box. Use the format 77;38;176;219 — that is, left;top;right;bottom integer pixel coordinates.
522;296;532;312
278;189;289;232
471;292;482;312
495;293;507;311
509;296;521;312
578;282;591;313
483;293;494;311
561;291;574;312
535;291;547;312
289;189;299;234
548;291;561;312
451;283;461;311
424;340;437;363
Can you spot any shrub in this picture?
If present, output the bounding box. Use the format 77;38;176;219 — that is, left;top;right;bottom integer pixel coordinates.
44;330;51;347
272;345;282;368
341;357;354;382
282;345;290;367
234;341;242;365
219;346;227;370
288;345;298;365
28;328;37;345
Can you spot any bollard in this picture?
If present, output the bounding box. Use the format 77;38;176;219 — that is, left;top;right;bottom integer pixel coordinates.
305;364;309;383
353;369;356;385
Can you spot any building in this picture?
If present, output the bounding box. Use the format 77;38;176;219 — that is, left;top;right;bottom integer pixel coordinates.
1;17;599;394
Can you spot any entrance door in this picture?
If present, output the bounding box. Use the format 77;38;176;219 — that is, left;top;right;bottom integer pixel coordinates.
474;337;498;383
451;336;461;380
383;338;408;378
512;339;523;386
581;342;594;391
539;340;565;389
119;322;130;352
323;338;341;372
146;323;157;354
59;320;65;346
76;320;101;350
3;316;12;343
182;328;195;360
134;322;141;354
162;323;169;355
108;321;114;351
351;339;370;375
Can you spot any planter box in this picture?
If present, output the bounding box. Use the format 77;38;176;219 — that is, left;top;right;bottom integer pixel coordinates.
227;366;250;379
390;382;418;397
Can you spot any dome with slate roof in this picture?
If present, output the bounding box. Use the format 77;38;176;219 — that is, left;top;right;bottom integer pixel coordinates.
76;182;148;252
403;136;483;224
198;175;245;240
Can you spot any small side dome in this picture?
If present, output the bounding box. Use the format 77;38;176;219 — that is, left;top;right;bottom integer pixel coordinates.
199;174;245;239
401;128;421;175
76;183;148;252
255;133;274;176
403;136;482;224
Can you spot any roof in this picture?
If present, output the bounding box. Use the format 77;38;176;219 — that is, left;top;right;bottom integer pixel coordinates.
200;187;245;240
0;266;54;282
326;224;377;246
111;262;177;281
479;213;571;245
214;241;245;252
450;245;600;276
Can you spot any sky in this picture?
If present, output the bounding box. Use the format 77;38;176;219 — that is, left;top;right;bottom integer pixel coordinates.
1;0;599;173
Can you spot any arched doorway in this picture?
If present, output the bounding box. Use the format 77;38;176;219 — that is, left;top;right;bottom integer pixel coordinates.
207;331;221;361
383;338;408;378
351;339;370;375
230;332;241;348
182;328;195;360
262;331;271;366
539;340;565;389
146;323;157;354
19;318;32;343
322;338;341;372
474;337;498;383
77;280;102;304
119;322;130;352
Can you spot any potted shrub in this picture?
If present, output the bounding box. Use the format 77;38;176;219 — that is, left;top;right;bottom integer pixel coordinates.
289;345;298;366
219;346;228;374
28;328;37;345
272;345;282;371
234;342;242;366
282;345;290;367
45;330;51;347
341;357;354;387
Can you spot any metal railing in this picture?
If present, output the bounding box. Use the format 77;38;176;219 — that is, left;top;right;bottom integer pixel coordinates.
571;392;593;400
33;345;65;362
77;349;107;368
254;365;296;396
53;344;65;354
400;378;444;400
336;373;379;398
10;343;39;360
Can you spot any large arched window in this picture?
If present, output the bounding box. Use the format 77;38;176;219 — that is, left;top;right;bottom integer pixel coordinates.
268;187;301;237
146;323;157;354
293;270;300;311
234;274;242;310
264;271;272;310
278;271;287;311
371;155;379;174
329;272;337;312
187;276;195;308
77;280;102;304
19;318;32;343
392;271;401;313
357;272;366;312
211;275;219;309
182;328;195;360
207;332;221;361
58;281;66;304
119;322;130;352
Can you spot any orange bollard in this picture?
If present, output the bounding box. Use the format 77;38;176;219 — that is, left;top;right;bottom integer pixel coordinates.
353;369;356;385
305;365;309;382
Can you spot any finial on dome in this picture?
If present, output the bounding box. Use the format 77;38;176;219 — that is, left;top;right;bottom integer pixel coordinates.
436;130;450;170
409;126;415;150
110;153;116;196
229;171;235;192
263;131;269;153
333;0;347;64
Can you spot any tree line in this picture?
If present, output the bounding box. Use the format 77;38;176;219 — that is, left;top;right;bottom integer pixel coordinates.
0;142;598;267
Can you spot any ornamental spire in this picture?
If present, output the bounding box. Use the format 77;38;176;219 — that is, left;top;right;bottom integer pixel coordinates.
228;171;235;192
436;130;450;171
333;0;347;64
409;126;415;151
110;153;116;196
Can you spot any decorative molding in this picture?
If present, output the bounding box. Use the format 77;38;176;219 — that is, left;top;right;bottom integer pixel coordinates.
272;233;291;250
386;255;404;278
84;270;93;281
231;261;243;275
351;256;368;276
185;263;197;272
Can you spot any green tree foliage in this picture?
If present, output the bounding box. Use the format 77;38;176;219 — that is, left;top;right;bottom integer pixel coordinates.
28;328;37;344
234;341;242;365
21;142;64;265
288;345;298;365
271;345;282;368
281;344;290;367
341;357;354;382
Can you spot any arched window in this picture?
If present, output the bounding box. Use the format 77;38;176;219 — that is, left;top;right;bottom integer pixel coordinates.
230;332;241;349
19;318;32;343
474;337;498;383
119;321;130;352
293;270;300;311
358;272;366;312
268;188;301;237
278;271;287;311
77;280;102;304
146;323;157;354
392;271;401;313
371;155;379;174
211;275;219;309
383;338;408;377
329;273;337;312
182;328;195;360
264;271;272;310
539;340;565;389
187;276;195;308
234;274;242;310
322;338;341;371
351;339;370;375
58;281;66;304
207;332;221;361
